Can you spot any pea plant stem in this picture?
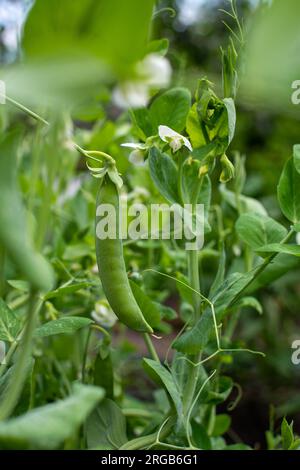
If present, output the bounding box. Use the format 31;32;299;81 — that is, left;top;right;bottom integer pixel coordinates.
143;333;160;362
3;95;49;126
0;340;18;377
182;249;201;416
0;294;42;421
120;415;176;450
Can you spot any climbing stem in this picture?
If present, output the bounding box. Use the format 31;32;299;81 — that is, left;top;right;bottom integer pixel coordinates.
0;293;42;421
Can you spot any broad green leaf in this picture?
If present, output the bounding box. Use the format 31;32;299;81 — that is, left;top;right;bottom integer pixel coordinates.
293;145;300;174
44;282;91;300
5;0;154;109
149;147;179;204
191;422;211;450
86;399;127;450
248;254;300;293
34;317;92;338
223;98;236;145
0;384;104;449
236;213;287;251
220;185;267;216
131;108;154;139
278;158;300;223
0;299;21;343
23;0;154;69
211;414;231;437
255;244;300;257
130;281;161;328
143;358;182;419
149;88;191;132
281;418;294;450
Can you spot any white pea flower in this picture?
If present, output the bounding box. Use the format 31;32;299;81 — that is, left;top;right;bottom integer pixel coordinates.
158;125;193;153
91;300;118;329
113;53;172;109
0;341;5;365
137;53;172;88
121;142;147;166
112;83;149;109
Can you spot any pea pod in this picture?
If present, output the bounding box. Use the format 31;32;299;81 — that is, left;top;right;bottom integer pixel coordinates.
0;131;54;292
95;176;153;333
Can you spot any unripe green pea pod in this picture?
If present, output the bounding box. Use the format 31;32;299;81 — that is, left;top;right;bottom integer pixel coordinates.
0;131;54;292
95;175;153;334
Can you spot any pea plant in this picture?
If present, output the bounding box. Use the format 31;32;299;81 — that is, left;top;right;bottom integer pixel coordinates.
0;0;299;451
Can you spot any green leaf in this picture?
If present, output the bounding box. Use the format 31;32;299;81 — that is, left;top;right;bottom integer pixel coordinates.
0;384;104;449
236;213;287;252
211;414;231;437
175;272;194;306
156;303;177;321
278;158;300;223
255;244;300;257
0;299;21;343
174;269;259;353
191;422;211;450
86;399;127;450
131;108;154;139
5;0;155;109
24;0;154;68
63;244;92;261
149;88;191;132
205;376;233;405
281;418;294;450
130;281;161;328
34;317;92;338
7;280;30;292
293;145;300;174
231;296;263;315
209;247;226;297
248;254;300;293
147;39;169;56
223;98;236;145
220;185;267;215
143;358;182;419
149;147;179;204
186;103;207;148
44;282;91;300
